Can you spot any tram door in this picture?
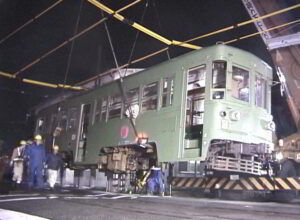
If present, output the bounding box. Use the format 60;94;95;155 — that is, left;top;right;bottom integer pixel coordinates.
184;65;206;151
76;103;91;162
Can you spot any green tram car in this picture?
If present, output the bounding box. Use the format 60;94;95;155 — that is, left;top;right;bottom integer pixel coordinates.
34;45;274;180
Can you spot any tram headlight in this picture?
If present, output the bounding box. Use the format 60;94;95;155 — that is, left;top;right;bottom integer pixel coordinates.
229;110;241;121
275;152;283;161
265;121;276;131
219;111;226;117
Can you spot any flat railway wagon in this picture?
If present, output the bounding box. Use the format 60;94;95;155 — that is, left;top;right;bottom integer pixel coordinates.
34;44;280;194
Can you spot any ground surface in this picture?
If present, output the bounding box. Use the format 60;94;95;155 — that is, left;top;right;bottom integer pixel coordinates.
0;188;300;220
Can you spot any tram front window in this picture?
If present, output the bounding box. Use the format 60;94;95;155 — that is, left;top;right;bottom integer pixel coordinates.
232;66;249;102
255;75;267;109
212;61;226;99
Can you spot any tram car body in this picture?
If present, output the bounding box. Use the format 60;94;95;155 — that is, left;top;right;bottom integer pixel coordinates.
34;45;274;176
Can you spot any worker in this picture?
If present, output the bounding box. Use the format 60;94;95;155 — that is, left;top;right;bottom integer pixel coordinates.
23;139;33;186
46;145;64;189
147;166;164;196
10;140;26;187
27;135;46;189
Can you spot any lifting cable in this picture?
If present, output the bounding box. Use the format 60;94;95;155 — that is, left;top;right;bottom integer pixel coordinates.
152;0;170;60
62;0;84;88
0;0;64;45
1;2;299;90
87;0;201;50
123;0;149;77
101;1;149;137
12;0;143;78
2;19;297;91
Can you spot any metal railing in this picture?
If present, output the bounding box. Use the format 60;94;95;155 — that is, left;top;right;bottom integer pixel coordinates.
208;156;262;175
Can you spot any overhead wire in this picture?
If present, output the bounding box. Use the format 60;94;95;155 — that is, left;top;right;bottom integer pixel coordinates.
87;0;202;50
0;71;83;90
223;19;300;45
1;1;299;90
12;0;143;78
0;0;64;45
77;18;300;86
183;3;300;44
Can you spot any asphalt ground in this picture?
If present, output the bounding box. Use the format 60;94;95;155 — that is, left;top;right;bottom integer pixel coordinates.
0;187;300;220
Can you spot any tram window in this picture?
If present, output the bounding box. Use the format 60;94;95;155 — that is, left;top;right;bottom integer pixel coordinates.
109;95;122;119
142;82;158;112
162;77;174;107
232;66;249;102
101;99;108;121
127;88;139;105
36;118;45;134
212;61;226;88
93;99;101;123
255;76;266;108
61;110;68;131
50;114;58;134
68;108;77;130
188;65;206;91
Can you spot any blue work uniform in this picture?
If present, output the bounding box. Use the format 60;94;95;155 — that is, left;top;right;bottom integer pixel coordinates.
46;153;64;171
28;144;46;188
148;168;164;194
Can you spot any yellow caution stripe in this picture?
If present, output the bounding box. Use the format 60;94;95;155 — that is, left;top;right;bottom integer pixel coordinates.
171;177;300;191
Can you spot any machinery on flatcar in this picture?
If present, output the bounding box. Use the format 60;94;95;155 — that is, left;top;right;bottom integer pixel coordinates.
33;45;274;189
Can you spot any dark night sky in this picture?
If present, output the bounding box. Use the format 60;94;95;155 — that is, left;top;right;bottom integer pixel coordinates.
0;0;299;152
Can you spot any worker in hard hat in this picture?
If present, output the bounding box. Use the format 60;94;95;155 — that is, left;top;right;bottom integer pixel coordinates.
23;139;34;186
27;135;46;188
10;140;26;188
147;166;164;196
46;145;64;189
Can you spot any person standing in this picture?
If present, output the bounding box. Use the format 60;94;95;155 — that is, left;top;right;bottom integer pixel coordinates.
10;140;26;187
23;139;33;187
148;166;164;196
28;135;46;189
46;145;64;189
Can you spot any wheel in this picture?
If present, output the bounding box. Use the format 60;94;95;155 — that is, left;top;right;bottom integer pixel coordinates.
279;160;297;177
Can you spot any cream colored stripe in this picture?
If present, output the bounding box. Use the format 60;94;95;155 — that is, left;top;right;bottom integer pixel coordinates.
287;178;300;190
193;178;204;188
206;178;218;188
185;178;194;187
214;178;227;189
176;178;188;187
233;183;243;190
249;177;264;190
275;178;291;190
241;178;253;190
224;180;235;190
259;177;274;190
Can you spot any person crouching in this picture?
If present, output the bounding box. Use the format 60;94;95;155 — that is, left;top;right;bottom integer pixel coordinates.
46;145;64;189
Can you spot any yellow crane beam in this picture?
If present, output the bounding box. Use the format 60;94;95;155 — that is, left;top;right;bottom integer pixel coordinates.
0;71;84;90
87;0;201;50
0;0;64;45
